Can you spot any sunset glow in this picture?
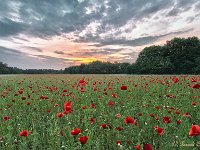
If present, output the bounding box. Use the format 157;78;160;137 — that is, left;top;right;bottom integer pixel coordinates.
0;0;200;69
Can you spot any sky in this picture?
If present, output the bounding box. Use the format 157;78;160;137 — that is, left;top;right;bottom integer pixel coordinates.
0;0;200;70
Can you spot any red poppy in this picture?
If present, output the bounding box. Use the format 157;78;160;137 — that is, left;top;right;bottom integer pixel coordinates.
111;93;117;98
154;126;164;135
79;78;87;86
163;116;171;123
134;145;141;150
82;106;87;110
115;113;121;118
138;112;142;116
64;102;72;114
144;143;152;150
70;128;81;136
172;77;179;83
192;102;197;106
101;124;108;129
18;89;23;94
176;120;181;125
89;118;95;124
124;116;134;124
192;84;200;89
91;103;96;108
56;112;65;118
21;96;26;100
121;85;127;90
19;130;29;137
54;104;59;107
116;126;123;131
78;136;88;144
3;116;10;121
108;100;114;107
189;125;200;136
150;114;155;118
116;140;122;145
183;112;191;117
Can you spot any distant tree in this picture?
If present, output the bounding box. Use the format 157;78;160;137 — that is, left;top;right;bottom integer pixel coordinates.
164;37;200;74
134;37;200;74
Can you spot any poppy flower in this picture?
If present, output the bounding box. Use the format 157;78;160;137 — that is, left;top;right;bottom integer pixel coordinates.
138;112;142;116
111;93;117;98
116;126;123;131
21;96;26;100
79;78;87;86
89;118;95;124
115;113;121;119
101;124;108;129
82;106;87;110
54;104;59;107
124;116;134;124
189;125;200;137
192;84;200;89
173;77;179;83
150;114;155;118
91;103;96;108
3;116;10;121
163;116;171;123
183;112;191;117
192;102;197;106
70;128;81;136
56;112;65;118
176;120;181;125
134;145;141;150
116;140;122;145
120;85;127;90
144;143;152;150
19;130;29;137
108;100;114;107
78;136;88;144
154;126;164;135
18;89;23;94
64;102;72;114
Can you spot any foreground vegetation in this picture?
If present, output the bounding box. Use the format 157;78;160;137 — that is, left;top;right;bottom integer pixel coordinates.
0;75;199;149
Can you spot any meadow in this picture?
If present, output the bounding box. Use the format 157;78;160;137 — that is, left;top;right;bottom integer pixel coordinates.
0;75;199;150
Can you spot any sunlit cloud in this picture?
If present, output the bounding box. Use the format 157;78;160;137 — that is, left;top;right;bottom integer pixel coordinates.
0;0;199;69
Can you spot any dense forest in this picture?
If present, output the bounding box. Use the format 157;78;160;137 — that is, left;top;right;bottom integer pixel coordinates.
1;37;200;74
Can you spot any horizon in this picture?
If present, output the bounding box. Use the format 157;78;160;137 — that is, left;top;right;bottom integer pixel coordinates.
0;0;200;69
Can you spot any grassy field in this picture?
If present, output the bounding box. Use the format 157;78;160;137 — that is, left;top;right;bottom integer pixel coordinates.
0;75;199;150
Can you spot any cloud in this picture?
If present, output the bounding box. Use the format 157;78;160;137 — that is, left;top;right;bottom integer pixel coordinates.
23;46;43;52
0;46;70;69
87;28;194;47
0;18;26;37
0;0;199;69
54;50;65;54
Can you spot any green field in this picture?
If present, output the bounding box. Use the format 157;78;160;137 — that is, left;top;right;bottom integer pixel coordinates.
0;75;200;150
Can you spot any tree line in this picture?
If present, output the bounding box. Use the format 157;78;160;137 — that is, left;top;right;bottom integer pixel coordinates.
64;36;200;74
0;62;63;74
1;36;200;74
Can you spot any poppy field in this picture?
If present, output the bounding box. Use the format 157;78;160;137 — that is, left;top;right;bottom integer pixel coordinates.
0;75;200;150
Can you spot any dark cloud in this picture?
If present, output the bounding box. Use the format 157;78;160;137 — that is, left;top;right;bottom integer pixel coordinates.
166;0;199;17
0;46;23;55
23;46;43;52
166;8;180;17
0;0;196;39
0;46;69;69
0;0;199;69
0;18;26;37
87;28;194;47
54;51;65;54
